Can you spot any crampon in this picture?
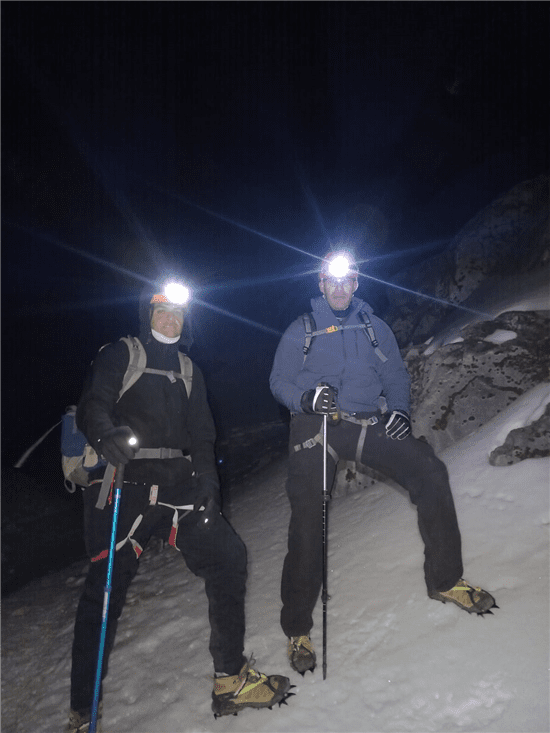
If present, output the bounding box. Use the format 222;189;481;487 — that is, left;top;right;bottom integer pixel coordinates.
212;659;295;718
288;635;317;675
429;579;499;616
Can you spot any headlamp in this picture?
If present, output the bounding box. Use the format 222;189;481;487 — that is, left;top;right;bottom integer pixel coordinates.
328;255;353;279
321;252;358;281
150;281;191;306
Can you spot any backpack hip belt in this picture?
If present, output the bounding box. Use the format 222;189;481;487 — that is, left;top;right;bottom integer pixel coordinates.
134;448;190;460
96;449;191;510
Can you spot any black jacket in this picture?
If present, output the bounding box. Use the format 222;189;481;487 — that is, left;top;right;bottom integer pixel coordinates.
76;336;218;504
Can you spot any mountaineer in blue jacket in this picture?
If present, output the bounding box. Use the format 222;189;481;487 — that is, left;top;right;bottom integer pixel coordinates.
270;251;497;676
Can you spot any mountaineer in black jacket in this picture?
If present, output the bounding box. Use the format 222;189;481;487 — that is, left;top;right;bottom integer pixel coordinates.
67;276;291;732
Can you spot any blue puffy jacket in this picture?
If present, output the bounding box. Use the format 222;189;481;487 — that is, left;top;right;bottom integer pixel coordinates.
270;295;411;415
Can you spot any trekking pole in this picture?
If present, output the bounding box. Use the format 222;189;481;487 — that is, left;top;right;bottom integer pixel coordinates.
89;462;126;733
321;412;329;680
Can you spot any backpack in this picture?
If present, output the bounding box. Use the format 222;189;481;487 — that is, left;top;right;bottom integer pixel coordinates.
60;405;103;492
301;311;388;363
16;337;193;493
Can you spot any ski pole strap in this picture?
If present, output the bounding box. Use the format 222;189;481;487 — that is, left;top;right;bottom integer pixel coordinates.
293;428;339;464
96;464;117;509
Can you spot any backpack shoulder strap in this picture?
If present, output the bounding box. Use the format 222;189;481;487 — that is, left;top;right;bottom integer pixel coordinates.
177;352;193;398
357;312;388;363
119;336;193;399
302;312;317;362
119;336;147;400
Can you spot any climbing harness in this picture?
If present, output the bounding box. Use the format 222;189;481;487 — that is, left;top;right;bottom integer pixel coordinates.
293;412;379;468
91;477;201;562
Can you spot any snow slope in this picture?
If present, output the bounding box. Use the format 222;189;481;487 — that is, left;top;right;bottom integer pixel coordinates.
2;385;549;733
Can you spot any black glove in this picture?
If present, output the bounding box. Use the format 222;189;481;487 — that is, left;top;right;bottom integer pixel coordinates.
385;410;412;440
194;475;221;528
98;426;137;466
301;383;338;415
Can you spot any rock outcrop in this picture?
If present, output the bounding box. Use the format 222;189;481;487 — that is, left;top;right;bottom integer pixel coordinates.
334;175;550;494
384;173;549;347
489;403;550;466
405;311;550;454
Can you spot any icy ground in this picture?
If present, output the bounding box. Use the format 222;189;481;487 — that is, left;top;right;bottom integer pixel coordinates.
2;385;549;733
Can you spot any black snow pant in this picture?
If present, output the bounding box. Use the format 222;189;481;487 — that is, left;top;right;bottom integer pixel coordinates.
280;413;463;638
70;484;247;713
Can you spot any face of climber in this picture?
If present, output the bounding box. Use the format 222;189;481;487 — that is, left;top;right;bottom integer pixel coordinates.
150;303;185;338
319;275;358;311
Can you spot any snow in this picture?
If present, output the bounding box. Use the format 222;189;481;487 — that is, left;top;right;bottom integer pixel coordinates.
483;330;517;344
2;385;549;733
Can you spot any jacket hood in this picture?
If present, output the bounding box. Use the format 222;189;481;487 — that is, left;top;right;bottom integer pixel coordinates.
311;295;374;317
138;281;194;351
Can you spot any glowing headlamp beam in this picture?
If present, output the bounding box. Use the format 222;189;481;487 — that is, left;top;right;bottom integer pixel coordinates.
150;183;314;260
193;298;282;337
7;222;151;287
360;273;492;318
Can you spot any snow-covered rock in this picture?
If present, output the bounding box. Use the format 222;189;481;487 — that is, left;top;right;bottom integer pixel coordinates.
384;173;549;347
405;310;550;454
489;403;550;466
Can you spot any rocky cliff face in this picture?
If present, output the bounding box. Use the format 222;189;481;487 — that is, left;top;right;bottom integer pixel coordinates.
390;173;550;455
335;174;550;495
384;173;549;348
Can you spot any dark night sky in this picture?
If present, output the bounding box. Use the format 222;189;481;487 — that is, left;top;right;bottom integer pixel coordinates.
2;1;549;463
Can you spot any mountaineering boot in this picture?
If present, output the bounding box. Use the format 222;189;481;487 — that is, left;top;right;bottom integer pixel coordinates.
288;635;316;674
211;659;293;718
66;703;103;732
429;578;498;616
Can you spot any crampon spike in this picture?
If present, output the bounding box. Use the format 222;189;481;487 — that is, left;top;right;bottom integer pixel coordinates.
279;690;296;707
